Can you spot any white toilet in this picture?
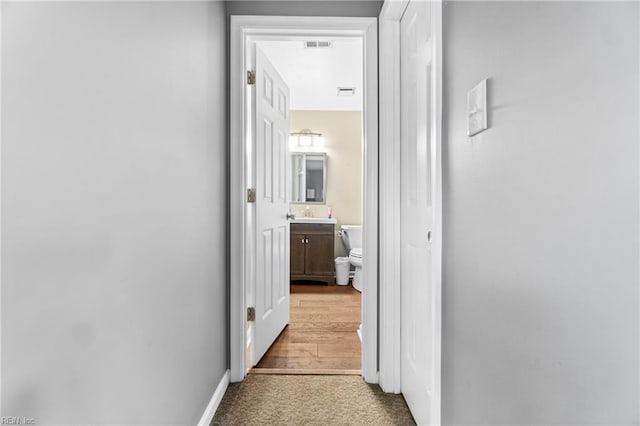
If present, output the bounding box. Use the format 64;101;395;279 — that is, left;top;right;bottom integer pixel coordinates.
340;225;363;292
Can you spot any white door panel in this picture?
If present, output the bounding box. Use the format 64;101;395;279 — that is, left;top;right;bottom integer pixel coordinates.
401;0;439;424
254;47;290;365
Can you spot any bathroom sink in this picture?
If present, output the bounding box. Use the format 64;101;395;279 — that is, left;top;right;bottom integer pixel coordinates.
289;217;337;224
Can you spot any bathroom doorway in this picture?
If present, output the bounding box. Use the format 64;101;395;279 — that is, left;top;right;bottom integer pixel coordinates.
229;16;378;383
251;37;364;375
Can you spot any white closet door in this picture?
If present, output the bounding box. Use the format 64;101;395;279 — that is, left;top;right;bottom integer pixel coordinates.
400;0;441;424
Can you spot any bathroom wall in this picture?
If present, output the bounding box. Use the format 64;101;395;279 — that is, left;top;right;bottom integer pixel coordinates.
289;111;363;256
2;1;228;424
441;1;639;424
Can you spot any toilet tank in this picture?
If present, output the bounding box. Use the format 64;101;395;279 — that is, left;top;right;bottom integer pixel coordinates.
341;225;363;250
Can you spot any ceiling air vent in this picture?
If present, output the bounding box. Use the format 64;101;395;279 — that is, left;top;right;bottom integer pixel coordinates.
337;87;356;97
304;40;332;48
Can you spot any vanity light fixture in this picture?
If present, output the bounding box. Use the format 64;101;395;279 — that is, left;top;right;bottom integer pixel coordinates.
290;129;325;149
337;87;356;97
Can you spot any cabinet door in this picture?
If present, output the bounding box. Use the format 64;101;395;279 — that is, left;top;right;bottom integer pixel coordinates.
290;233;306;276
305;234;334;276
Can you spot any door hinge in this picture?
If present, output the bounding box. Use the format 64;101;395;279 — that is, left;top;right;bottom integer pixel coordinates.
247;306;256;322
247;188;256;203
247;70;256;85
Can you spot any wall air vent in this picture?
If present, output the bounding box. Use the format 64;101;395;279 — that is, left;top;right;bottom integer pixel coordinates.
304;40;332;48
337;87;356;97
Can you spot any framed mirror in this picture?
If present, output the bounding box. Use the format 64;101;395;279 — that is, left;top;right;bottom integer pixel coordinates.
290;153;327;204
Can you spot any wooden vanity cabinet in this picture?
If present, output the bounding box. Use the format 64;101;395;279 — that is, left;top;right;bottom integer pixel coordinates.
290;223;335;285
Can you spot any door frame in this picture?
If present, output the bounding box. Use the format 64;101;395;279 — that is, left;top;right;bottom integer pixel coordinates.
378;0;443;417
230;15;379;383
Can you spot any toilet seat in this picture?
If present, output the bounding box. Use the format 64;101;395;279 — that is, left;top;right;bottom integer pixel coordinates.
349;249;363;268
348;248;363;292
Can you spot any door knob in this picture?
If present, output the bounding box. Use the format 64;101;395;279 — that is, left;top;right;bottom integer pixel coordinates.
427;230;433;243
286;212;296;220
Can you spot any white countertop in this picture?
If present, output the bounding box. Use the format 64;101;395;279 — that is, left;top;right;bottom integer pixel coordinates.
289;217;337;225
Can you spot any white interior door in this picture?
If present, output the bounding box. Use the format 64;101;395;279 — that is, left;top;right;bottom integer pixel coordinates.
253;47;291;364
400;0;440;424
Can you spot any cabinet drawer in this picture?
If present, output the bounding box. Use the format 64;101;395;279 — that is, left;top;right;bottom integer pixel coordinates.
290;223;334;235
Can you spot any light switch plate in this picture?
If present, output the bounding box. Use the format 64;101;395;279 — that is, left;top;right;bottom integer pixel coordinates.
467;79;488;136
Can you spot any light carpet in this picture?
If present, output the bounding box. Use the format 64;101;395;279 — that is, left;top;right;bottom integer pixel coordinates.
212;374;415;425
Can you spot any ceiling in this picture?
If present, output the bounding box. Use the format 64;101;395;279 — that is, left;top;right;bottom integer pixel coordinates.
257;39;363;111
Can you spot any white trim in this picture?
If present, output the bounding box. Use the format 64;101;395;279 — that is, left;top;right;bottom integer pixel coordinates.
230;15;246;383
197;370;230;426
360;16;379;385
0;1;4;415
432;2;444;423
380;0;410;21
230;15;379;384
378;0;409;395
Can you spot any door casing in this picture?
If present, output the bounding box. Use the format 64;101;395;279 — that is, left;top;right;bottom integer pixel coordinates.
229;15;379;383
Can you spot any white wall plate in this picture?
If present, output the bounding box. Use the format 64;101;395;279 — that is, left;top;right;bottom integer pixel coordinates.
467;79;488;136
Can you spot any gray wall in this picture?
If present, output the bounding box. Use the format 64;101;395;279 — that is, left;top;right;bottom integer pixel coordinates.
1;1;228;424
442;1;639;424
226;0;381;18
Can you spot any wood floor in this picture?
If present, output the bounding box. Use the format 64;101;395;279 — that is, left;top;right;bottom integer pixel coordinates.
253;283;361;374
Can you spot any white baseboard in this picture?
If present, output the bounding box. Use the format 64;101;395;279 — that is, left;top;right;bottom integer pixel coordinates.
197;369;230;426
